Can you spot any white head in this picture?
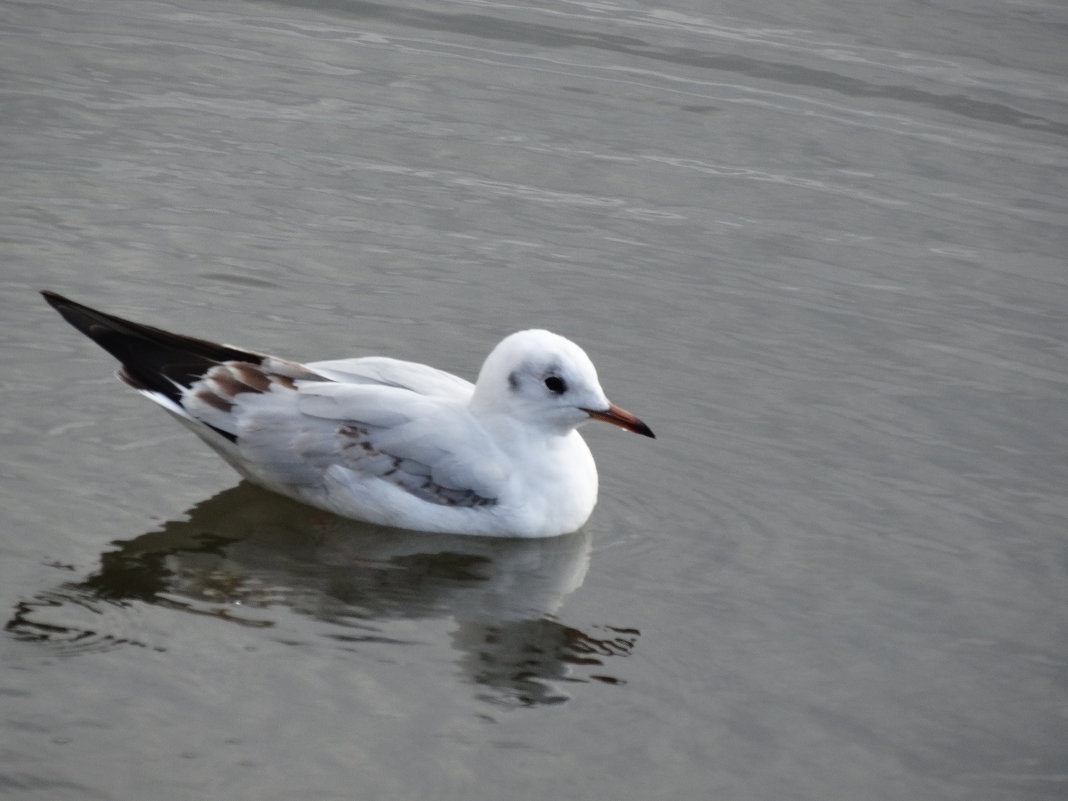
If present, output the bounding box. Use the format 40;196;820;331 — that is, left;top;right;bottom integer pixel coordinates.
470;330;654;439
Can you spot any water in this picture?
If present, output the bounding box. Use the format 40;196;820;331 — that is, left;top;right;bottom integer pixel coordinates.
2;0;1067;798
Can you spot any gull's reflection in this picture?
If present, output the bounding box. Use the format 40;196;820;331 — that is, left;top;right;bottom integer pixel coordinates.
8;483;639;706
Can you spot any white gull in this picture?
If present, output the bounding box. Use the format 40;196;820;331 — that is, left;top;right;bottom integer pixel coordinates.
42;291;654;538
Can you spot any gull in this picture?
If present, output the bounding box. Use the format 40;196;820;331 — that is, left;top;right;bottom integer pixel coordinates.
42;292;654;537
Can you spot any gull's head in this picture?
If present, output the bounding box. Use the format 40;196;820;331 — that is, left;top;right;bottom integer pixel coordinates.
470;329;654;438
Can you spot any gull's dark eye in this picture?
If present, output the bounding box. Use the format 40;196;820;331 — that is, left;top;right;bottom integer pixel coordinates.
544;375;567;394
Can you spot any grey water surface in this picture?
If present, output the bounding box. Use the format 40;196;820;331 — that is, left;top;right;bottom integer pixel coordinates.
2;0;1067;799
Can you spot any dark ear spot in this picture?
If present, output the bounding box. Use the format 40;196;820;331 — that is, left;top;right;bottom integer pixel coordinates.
507;370;520;391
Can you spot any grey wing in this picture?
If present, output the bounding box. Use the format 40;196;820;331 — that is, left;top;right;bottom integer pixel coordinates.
294;382;507;508
174;359;503;507
304;356;474;400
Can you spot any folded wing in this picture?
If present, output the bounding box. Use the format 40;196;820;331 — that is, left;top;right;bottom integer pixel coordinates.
180;360;506;509
295;381;506;506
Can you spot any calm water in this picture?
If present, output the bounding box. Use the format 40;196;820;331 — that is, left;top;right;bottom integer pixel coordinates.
2;0;1067;798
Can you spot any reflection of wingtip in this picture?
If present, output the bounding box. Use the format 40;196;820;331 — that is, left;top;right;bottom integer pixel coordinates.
6;589;157;656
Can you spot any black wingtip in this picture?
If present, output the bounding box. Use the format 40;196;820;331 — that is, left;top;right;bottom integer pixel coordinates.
41;290;264;403
41;289;70;313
